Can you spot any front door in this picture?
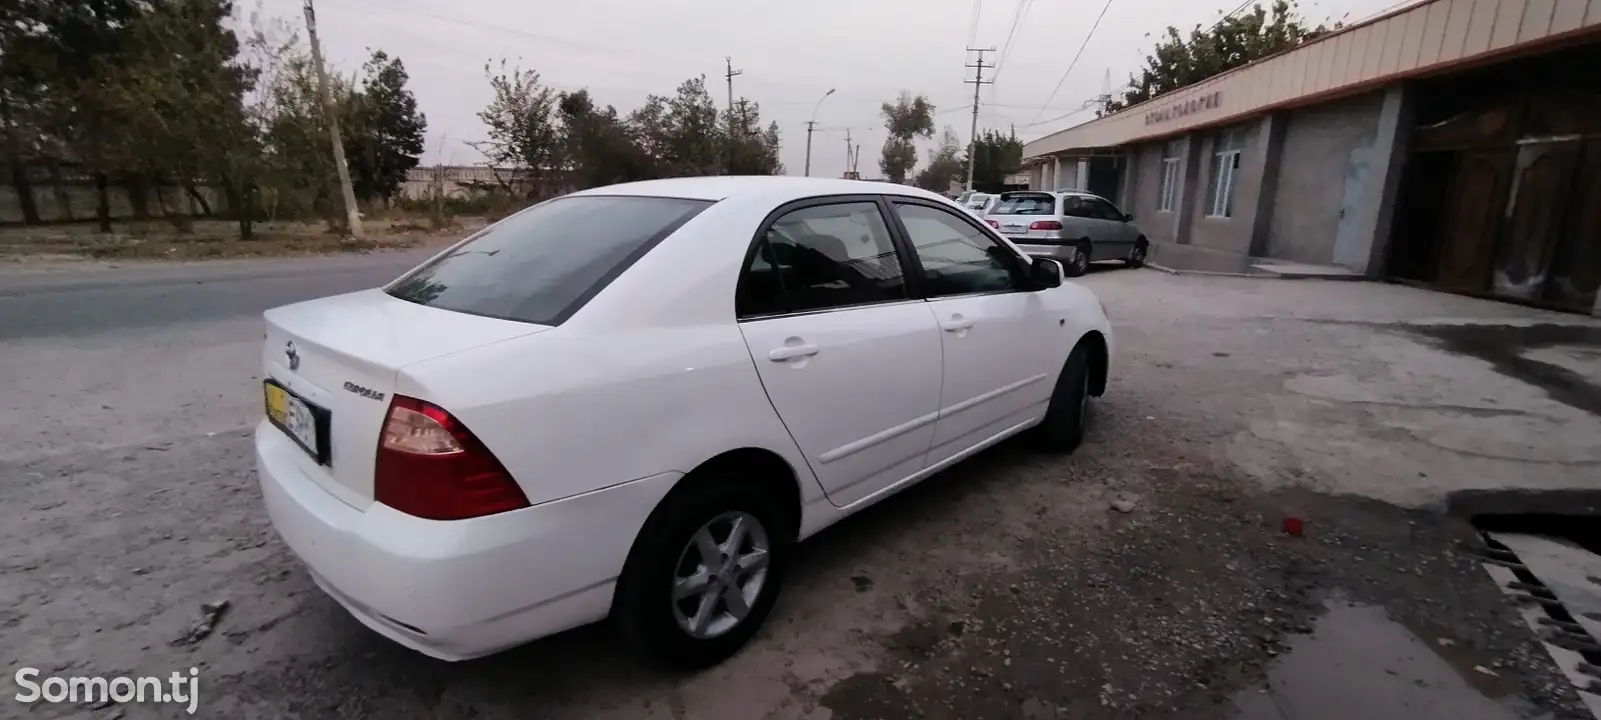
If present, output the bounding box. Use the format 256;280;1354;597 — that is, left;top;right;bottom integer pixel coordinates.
886;200;1057;468
736;198;944;507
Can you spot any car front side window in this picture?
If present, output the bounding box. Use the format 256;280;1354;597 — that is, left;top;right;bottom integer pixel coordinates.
891;202;1025;298
736;201;908;318
1090;198;1125;222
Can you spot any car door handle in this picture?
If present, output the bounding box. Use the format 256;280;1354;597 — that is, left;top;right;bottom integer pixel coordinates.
768;344;819;361
942;317;975;332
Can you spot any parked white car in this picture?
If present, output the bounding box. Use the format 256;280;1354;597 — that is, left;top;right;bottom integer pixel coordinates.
984;191;1149;276
256;176;1113;669
961;192;997;219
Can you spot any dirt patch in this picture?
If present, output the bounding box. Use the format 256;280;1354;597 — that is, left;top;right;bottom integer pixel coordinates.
818;469;1590;720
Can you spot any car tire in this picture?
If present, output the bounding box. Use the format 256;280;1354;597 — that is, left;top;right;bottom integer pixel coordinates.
614;472;791;670
1033;344;1090;453
1126;238;1148;268
1064;240;1091;277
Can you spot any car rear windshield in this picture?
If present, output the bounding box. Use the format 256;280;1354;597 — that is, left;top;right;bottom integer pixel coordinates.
992;193;1057;216
386;195;711;325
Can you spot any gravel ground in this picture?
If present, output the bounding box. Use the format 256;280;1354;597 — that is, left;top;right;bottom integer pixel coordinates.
3;262;1598;719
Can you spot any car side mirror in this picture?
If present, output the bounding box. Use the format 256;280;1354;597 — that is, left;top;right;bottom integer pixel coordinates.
1031;257;1063;288
1123;212;1135;222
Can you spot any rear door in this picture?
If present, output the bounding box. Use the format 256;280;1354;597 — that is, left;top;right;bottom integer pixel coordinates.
736;197;944;507
1058;195;1103;245
1084;196;1137;260
886;199;1058;467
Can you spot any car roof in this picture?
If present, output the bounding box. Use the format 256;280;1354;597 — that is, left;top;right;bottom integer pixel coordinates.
1000;190;1107;202
565;175;953;204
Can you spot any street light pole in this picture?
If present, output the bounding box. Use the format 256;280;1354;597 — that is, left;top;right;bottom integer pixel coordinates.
803;88;835;177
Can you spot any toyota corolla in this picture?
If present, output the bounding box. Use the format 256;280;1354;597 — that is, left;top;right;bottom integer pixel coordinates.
256;176;1112;669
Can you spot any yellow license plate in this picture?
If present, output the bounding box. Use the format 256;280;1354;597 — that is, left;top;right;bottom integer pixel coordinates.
264;383;291;424
264;381;325;462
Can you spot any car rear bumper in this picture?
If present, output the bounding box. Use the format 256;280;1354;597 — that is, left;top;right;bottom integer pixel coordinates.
1014;243;1079;261
255;421;681;661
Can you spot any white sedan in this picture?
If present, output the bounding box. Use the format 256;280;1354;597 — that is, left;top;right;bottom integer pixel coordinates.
256;176;1113;669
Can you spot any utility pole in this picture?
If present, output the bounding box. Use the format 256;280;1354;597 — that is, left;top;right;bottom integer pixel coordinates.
843;129;852;178
804;121;816;177
724;57;743;175
963;47;996;193
302;0;363;239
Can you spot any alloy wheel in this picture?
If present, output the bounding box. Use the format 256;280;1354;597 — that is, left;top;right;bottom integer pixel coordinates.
671;511;771;639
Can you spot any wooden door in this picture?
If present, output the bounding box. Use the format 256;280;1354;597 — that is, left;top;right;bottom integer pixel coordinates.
1432;149;1513;294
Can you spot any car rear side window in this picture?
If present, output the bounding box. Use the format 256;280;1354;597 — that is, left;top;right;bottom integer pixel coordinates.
737;202;907;318
992;193;1057;216
386;195;710;325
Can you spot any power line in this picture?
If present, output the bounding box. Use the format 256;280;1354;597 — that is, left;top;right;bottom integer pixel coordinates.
1025;0;1115;126
1022;0;1281;135
990;0;1034;83
1217;0;1257;28
1031;0;1255;130
966;0;984;47
1019;104;1095;129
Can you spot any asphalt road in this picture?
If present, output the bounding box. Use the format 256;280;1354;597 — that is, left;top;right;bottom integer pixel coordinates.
0;251;434;463
1;256;1593;720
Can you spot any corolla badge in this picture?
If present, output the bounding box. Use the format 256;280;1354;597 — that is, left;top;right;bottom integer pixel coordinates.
285;341;300;371
343;382;385;402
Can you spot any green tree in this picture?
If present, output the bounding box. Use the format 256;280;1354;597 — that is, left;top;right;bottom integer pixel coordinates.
558;88;651;188
88;0;257;232
967;129;1023;192
345;50;426;203
663;76;722;177
473;61;560;198
913;126;964;192
625;94;670;178
624;76;725;178
725;100;783;175
11;0;149;230
0;0;62;224
1102;1;1331;115
878;92;934;184
259;50;356;222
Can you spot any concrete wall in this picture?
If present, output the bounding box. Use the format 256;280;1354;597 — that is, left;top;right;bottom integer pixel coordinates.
0;182;224;225
1266;91;1387;265
1183;120;1265;256
1128;142;1176;244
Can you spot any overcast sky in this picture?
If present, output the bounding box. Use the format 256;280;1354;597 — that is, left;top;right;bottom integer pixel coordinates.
259;0;1407;178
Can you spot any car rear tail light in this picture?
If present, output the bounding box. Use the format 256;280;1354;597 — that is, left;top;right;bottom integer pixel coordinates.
375;396;530;520
986;219;1000;228
1030;220;1064;230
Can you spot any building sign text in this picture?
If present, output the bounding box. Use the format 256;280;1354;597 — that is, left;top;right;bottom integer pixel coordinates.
1144;91;1223;126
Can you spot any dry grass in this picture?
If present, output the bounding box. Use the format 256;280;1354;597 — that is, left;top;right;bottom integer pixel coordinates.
0;216;489;261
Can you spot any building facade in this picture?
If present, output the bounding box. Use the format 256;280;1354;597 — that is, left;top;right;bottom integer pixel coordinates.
1022;0;1601;316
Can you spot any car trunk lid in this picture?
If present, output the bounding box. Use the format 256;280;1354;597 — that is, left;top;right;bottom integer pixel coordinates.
261;288;549;506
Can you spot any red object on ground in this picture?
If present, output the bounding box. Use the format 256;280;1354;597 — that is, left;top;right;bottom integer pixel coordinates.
1282;516;1305;537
